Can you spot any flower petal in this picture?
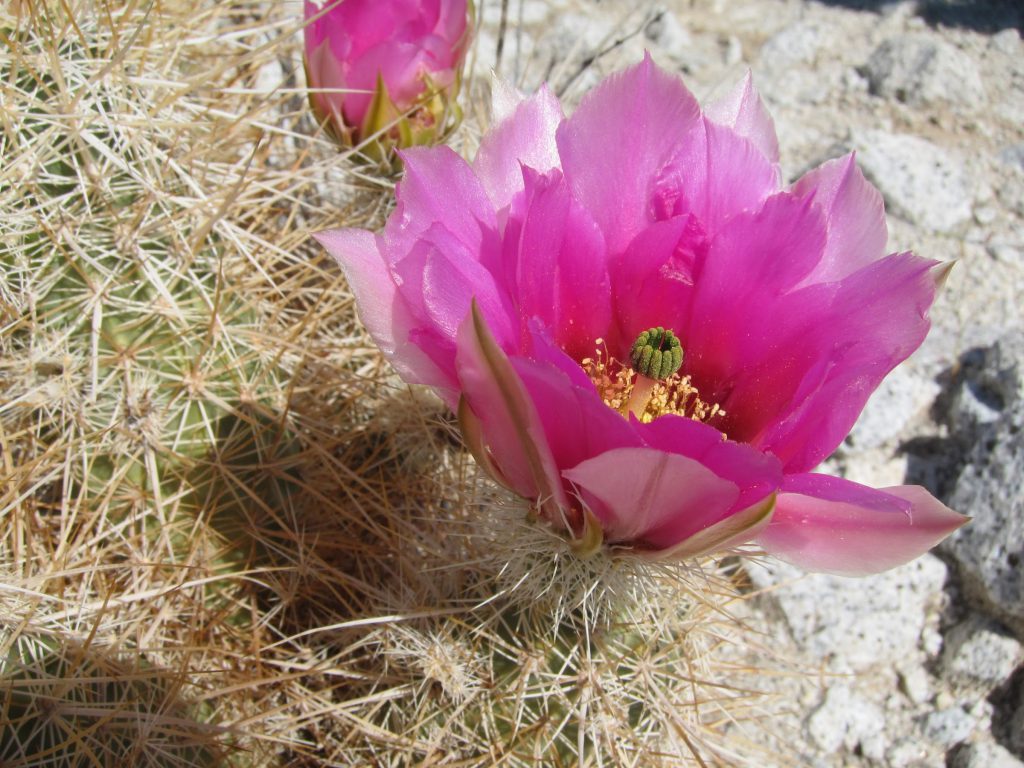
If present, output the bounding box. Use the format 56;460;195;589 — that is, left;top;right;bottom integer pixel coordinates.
791;153;888;285
475;84;564;212
703;71;779;166
386;146;498;262
556;53;701;253
392;223;517;382
563;447;740;548
313;228;450;389
683;191;827;423
758;474;969;575
653;117;779;238
650;492;776;561
609;215;703;357
455;301;570;519
752;252;939;472
503;168;611;360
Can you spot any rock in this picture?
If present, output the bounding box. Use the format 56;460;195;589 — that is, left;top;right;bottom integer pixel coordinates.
921;706;977;748
864;34;985;108
747;555;947;671
947;332;1024;435
990;29;1022;57
948;741;1024;768
942;401;1024;636
847;365;940;450
853;130;972;233
806;684;887;757
941;615;1023;690
899;663;932;705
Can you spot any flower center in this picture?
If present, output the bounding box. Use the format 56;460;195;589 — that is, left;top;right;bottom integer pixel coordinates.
581;329;725;426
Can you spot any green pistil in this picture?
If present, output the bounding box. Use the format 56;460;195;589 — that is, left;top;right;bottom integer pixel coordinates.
630;327;683;381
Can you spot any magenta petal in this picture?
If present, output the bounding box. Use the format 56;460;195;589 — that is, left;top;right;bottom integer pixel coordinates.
791;153;888;285
758;474;969;575
344;40;432;121
704;71;779;166
510;341;638;472
503;168;611;360
455;302;569;517
474;84;564;212
655;117;779;238
563;448;739;547
684;191;827;413
314;228;451;389
609;216;702;356
753;251;939;472
556;54;701;253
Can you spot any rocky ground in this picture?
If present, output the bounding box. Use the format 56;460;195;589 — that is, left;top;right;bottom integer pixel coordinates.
473;0;1024;765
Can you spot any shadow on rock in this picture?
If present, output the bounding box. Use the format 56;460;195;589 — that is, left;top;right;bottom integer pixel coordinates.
813;0;1022;32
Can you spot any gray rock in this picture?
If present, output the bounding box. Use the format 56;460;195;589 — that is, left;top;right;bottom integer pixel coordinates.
948;741;1024;768
921;706;977;748
806;684;887;757
941;615;1023;690
943;398;1024;636
948;332;1024;435
747;555;947;671
864;34;985;108
853;130;972;233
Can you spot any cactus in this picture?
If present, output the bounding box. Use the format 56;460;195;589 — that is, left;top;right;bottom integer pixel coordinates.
0;632;227;767
0;3;784;766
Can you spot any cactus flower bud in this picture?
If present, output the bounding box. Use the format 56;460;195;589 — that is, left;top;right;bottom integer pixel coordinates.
303;0;472;161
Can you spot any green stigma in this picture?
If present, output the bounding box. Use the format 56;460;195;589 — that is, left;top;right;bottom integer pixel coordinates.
630;327;683;381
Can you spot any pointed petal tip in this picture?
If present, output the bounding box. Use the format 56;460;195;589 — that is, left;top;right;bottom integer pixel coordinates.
933;260;957;290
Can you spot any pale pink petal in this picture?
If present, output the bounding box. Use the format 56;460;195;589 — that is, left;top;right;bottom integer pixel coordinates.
306;40;349;127
752;252;939;472
392;224;517;381
313;228;450;390
758;474;968;575
791;153;888;285
475;84;564;212
654;117;780;237
488;73;525;125
703;71;779;165
563;448;740;548
556;53;701;253
638;415;782;517
386;146;498;261
502;168;611;360
455;302;570;518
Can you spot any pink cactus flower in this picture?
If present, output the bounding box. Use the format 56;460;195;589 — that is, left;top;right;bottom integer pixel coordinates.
314;55;968;575
303;0;471;150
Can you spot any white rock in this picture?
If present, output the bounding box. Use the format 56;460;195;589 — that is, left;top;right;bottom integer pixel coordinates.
898;663;932;705
747;555;948;671
941;616;1023;690
864;34;986;108
949;741;1024;768
921;706;976;748
806;684;887;756
853;130;972;233
990;28;1022;57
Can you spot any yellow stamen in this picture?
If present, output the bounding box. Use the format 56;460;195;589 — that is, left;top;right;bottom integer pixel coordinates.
582;339;725;426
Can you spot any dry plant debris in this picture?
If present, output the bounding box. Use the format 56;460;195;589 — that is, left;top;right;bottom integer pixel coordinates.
0;2;793;765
